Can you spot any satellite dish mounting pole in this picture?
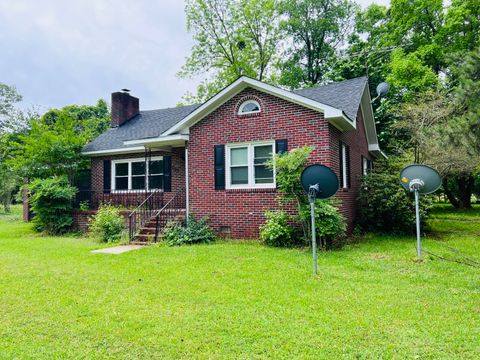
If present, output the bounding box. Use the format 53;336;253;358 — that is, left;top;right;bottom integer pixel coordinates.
414;187;422;258
301;164;339;275
409;179;424;258
400;164;442;259
308;184;319;274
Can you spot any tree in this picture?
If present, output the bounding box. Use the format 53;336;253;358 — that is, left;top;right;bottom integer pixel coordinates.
10;100;110;183
278;0;358;89
443;0;480;54
0;82;31;133
397;89;479;209
178;0;281;103
383;0;445;74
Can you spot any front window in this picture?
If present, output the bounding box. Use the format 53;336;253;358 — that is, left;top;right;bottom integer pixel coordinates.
112;157;163;191
227;142;274;189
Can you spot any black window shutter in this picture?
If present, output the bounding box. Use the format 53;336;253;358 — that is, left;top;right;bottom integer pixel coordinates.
339;142;344;188
346;145;351;188
103;160;111;194
163;155;172;192
275;139;288;154
214;145;225;190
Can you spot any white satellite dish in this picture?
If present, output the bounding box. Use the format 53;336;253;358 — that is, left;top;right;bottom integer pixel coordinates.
400;164;442;258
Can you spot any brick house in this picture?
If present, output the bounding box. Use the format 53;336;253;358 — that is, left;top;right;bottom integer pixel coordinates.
76;76;383;241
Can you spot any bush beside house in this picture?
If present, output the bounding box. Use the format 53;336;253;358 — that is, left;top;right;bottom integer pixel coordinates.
88;204;125;243
261;146;346;248
29;176;77;234
358;160;433;234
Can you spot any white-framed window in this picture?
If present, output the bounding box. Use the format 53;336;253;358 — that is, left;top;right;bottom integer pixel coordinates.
362;156;368;176
111;156;163;192
226;141;275;189
238;100;261;115
340;142;350;189
361;156;373;176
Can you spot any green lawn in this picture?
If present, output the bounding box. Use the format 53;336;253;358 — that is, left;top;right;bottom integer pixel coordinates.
0;206;479;359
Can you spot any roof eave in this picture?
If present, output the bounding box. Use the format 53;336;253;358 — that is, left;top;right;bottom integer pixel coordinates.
82;146;146;157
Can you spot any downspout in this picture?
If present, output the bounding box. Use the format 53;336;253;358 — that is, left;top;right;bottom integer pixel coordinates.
185;145;189;223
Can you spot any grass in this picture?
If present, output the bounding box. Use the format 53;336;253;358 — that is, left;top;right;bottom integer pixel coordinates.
0;205;479;359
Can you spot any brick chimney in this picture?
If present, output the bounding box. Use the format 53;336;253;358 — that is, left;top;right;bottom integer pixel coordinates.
111;90;139;127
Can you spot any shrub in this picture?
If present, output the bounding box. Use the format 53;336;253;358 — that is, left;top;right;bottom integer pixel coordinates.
266;145;347;247
29;176;77;234
89;204;125;243
162;216;215;246
358;160;433;234
260;210;296;247
299;199;346;249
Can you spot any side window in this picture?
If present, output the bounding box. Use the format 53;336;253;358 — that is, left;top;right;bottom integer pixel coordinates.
340;142;350;189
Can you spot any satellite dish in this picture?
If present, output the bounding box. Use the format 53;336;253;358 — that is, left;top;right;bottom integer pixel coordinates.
371;81;390;103
400;164;441;194
301;164;339;199
376;82;390;98
399;164;442;259
300;164;339;275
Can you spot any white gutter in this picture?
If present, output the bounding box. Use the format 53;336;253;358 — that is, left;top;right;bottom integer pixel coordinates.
82;146;145;156
123;134;189;146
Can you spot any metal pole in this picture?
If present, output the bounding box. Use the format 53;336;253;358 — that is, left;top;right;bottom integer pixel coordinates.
310;197;317;275
414;189;421;258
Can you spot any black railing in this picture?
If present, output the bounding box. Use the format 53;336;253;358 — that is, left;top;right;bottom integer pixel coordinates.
154;189;187;242
73;190;164;210
128;190;164;240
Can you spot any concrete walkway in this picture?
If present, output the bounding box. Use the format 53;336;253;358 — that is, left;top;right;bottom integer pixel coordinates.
91;244;144;254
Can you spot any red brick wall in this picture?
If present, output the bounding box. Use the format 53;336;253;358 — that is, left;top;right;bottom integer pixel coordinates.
330;108;373;233
188;88;373;238
73;210;131;232
188;88;332;238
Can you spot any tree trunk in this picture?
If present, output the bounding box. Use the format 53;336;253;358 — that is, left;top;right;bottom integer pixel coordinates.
443;174;473;209
457;174;473;209
443;177;460;209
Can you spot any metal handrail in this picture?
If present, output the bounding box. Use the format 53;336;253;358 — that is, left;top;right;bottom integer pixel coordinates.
154;189;186;242
128;190;161;218
128;190;165;241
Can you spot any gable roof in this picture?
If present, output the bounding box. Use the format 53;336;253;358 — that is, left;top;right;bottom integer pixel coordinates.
293;77;368;122
82;104;199;154
163;76;354;136
83;76;381;156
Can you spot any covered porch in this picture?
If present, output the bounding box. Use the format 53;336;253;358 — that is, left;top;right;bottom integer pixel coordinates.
79;134;190;211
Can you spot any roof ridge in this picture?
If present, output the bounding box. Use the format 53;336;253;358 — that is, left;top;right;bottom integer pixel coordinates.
294;76;367;93
139;104;200;113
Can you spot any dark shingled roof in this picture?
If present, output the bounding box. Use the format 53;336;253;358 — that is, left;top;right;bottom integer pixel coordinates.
83;77;367;153
293;76;367;121
83;104;200;153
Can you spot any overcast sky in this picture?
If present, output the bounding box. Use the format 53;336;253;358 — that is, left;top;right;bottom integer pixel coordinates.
0;0;390;113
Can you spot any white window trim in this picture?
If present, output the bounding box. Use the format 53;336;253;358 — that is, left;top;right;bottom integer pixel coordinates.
225;141;275;189
362;157;368;176
111;156;164;192
341;144;348;189
238;100;261;115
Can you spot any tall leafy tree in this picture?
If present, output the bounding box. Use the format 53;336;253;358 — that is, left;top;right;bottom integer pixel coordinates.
0;82;31;133
443;0;480;54
178;0;280;103
278;0;358;89
10;100;109;183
